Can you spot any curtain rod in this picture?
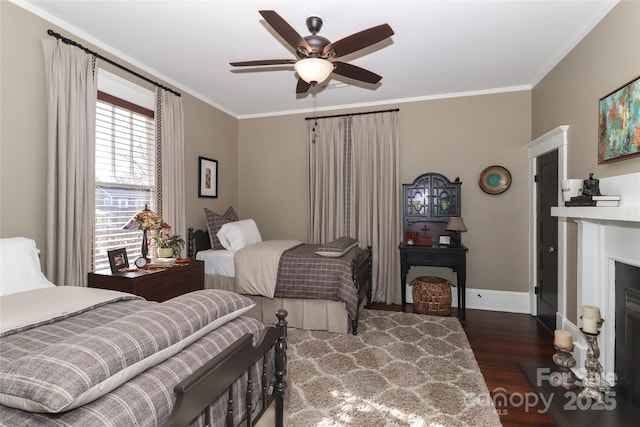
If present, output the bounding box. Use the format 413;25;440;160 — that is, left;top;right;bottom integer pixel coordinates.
47;29;181;97
305;108;399;121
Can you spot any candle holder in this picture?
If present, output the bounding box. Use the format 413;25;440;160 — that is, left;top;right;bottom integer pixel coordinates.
552;344;577;389
579;319;610;403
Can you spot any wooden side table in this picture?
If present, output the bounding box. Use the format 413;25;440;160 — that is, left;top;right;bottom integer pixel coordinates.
399;243;468;320
88;260;204;302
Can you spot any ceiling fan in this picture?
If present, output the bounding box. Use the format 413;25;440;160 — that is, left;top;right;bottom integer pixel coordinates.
230;10;394;94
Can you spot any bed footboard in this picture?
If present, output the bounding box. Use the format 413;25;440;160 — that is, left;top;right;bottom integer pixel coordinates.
163;310;288;427
351;246;373;335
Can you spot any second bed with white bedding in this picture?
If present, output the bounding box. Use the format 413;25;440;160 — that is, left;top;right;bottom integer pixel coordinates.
189;228;372;335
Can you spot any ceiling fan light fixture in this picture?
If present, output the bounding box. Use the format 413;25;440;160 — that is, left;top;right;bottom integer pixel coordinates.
294;58;334;85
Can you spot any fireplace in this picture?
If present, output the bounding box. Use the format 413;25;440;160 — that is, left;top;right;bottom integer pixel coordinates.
552;172;640;391
615;261;640;407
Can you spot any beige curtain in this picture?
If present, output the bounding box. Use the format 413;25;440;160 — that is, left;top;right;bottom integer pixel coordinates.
156;88;186;252
307;117;347;243
308;111;401;304
42;38;98;286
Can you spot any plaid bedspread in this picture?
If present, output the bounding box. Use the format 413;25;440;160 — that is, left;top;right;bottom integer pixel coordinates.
0;298;268;427
274;244;361;319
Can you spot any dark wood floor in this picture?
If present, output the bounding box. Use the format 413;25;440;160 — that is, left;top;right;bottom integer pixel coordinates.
369;303;556;426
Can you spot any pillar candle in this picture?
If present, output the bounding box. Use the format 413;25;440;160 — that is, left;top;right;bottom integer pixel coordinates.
582;305;601;322
582;317;599;334
554;330;573;348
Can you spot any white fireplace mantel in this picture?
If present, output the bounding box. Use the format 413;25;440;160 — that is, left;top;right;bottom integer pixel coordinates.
551;171;640;222
551;206;640;222
551;172;640;379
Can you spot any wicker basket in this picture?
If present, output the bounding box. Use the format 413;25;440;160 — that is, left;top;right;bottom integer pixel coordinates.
410;276;454;316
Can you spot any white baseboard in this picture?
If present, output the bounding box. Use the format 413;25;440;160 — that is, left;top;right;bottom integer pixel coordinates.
404;284;530;313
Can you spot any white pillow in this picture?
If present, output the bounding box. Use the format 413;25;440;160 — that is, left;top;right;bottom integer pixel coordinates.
0;237;55;296
315;237;359;257
216;219;262;251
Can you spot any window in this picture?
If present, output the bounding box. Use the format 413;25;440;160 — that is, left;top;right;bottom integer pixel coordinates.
94;91;156;270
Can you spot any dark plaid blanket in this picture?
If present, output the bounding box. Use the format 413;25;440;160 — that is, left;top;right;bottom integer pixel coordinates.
0;297;268;427
274;244;361;319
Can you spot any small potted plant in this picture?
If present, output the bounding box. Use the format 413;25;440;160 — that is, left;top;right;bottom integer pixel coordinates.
151;227;185;258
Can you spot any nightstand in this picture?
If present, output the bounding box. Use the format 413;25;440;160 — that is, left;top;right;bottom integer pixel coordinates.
88;260;204;302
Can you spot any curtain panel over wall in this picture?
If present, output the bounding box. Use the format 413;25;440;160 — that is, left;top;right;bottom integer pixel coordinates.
307;111;401;304
156;88;186;250
42;38;98;286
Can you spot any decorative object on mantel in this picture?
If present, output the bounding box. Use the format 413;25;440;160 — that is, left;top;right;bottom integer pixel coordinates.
565;173;621;207
565;198;619;207
561;178;583;202
478;165;511;195
598;75;640;164
582;172;602;196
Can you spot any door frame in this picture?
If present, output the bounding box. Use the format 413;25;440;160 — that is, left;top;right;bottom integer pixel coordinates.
526;126;569;326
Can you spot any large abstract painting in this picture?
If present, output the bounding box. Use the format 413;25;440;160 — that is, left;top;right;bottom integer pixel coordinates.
598;76;640;163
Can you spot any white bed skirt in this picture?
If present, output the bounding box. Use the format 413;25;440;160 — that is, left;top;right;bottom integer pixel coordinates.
204;275;351;334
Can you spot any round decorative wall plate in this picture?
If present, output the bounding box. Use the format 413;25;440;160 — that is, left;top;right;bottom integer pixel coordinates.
479;165;512;195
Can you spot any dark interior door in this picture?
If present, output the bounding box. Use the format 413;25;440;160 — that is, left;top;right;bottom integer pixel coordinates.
536;150;559;332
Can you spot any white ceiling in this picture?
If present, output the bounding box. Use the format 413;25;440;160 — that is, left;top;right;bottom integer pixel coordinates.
17;0;618;119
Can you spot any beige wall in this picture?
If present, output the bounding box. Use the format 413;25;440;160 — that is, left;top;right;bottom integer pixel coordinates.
239;91;533;300
237;114;308;241
532;0;640;323
0;2;238;260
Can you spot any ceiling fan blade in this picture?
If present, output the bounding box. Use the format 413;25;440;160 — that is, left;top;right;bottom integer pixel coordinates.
259;10;312;55
230;59;296;67
323;24;394;58
332;61;382;84
296;78;311;94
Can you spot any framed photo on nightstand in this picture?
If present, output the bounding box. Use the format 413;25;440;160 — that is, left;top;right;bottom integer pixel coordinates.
107;248;129;273
439;235;451;246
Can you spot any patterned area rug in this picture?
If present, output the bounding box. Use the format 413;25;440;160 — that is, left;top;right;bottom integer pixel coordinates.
286;309;502;426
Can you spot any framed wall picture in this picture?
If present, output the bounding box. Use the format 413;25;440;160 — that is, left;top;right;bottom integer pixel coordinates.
107;248;129;273
198;156;218;198
598;75;640;163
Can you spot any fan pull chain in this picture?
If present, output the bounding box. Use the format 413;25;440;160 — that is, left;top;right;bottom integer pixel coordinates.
311;94;318;143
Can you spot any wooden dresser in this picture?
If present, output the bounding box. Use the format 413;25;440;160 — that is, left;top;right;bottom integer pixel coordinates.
88;260;204;302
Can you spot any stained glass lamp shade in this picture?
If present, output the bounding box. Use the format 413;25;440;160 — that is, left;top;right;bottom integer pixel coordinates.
122;205;167;259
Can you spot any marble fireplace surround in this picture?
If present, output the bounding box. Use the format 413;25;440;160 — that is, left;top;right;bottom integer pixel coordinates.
552;172;640;381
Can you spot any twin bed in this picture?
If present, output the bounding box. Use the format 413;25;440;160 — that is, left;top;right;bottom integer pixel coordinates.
0;237;287;426
187;226;373;335
0;212;372;425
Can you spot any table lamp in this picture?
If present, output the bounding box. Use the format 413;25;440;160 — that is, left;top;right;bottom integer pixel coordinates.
122;204;166;261
446;217;467;247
